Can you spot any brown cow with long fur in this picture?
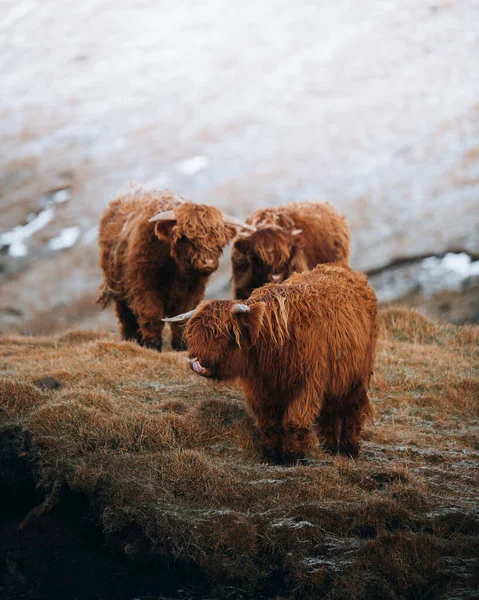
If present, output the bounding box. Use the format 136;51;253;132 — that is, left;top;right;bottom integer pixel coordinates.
231;201;350;299
164;264;377;464
97;185;251;351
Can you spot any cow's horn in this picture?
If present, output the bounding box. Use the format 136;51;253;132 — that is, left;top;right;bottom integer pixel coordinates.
162;309;196;323
231;303;250;314
222;214;255;231
291;229;302;236
149;210;177;223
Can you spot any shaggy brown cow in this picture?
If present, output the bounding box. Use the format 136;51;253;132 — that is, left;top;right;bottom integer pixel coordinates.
97;186;251;351
231;201;350;299
164;264;377;464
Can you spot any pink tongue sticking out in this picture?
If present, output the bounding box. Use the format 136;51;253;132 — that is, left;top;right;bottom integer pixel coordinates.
192;360;206;375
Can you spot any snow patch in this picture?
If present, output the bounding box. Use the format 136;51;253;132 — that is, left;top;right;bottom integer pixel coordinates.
82;226;99;245
1;0;38;30
48;226;81;251
176;155;209;176
7;242;29;258
0;206;55;257
52;188;71;204
373;252;479;303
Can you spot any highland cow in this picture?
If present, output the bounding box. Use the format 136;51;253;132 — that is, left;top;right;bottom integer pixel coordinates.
164;264;377;463
231;201;350;299
97;186;251;351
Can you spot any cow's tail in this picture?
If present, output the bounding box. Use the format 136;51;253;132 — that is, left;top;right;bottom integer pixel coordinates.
96;281;114;309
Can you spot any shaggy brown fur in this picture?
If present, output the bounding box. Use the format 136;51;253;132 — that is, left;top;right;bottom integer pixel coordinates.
231;201;351;299
97;186;238;351
176;264;378;463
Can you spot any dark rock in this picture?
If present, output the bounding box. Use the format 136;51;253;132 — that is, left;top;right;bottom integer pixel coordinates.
34;376;62;391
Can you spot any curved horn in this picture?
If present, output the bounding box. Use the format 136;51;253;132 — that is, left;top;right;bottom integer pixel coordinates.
149;210;177;223
291;229;302;236
162;309;197;323
231;303;250;315
222;214;255;232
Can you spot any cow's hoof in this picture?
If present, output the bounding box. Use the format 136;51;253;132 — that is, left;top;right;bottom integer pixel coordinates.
322;442;340;455
281;452;306;466
339;442;359;459
261;447;282;465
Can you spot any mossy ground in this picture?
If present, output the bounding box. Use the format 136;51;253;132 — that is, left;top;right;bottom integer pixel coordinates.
1;308;478;599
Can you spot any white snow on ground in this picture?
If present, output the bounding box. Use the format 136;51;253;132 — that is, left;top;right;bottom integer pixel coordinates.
1;0;38;31
81;226;99;245
0;206;55;257
52;189;70;204
420;253;479;296
373;253;479;303
47;226;81;251
176;156;209;177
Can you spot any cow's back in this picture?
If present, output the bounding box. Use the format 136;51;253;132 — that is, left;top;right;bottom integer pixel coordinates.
250;264;377;397
287;202;350;265
246;201;350;266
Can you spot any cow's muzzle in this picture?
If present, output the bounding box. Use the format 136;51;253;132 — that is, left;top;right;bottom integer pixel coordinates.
189;357;212;377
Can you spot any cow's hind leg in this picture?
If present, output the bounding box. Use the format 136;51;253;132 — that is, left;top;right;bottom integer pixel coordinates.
115;300;140;342
339;382;373;458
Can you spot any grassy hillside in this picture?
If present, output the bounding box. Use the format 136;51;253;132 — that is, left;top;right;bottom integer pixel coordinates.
1;308;478;599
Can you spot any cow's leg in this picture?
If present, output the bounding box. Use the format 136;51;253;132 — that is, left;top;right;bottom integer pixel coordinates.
246;393;284;464
170;322;188;351
114;299;140;342
281;391;320;464
316;401;342;455
130;290;165;352
338;382;373;458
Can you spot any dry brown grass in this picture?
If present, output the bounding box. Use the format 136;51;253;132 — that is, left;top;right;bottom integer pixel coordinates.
1;307;478;598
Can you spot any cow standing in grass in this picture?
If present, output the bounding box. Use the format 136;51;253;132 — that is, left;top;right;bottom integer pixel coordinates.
97;186;251;351
231;201;350;299
165;264;378;464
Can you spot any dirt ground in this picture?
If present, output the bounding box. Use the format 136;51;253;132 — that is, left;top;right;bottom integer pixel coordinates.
1;0;479;333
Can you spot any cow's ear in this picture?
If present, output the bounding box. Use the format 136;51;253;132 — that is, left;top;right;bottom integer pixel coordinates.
154;220;175;241
231;302;266;346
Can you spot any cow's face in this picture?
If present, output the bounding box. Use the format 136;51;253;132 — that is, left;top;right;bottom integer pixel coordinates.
176;300;266;381
151;203;245;275
232;226;303;297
